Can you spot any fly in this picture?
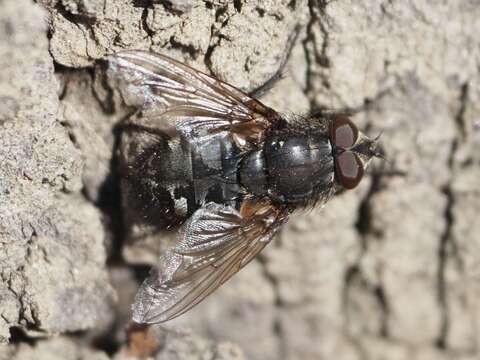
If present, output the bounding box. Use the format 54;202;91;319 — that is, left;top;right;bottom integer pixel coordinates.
105;51;383;324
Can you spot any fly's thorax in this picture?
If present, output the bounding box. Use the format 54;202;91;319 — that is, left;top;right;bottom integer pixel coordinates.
238;149;268;196
262;131;335;207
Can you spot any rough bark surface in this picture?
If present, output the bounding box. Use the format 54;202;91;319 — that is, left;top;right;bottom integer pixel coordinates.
0;0;479;359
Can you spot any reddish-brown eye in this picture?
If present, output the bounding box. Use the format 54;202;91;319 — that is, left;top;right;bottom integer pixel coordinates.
335;151;364;189
331;116;359;149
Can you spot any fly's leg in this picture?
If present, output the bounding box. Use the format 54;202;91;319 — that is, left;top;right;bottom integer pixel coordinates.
249;25;301;99
310;108;359;119
311;88;392;119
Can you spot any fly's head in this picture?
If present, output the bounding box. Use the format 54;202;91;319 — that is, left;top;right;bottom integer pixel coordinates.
329;116;384;190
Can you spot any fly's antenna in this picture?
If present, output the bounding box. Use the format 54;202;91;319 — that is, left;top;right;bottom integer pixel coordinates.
372;131;388;162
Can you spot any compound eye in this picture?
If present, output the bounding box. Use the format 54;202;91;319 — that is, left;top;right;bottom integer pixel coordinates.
335;151;364;189
331;116;359;149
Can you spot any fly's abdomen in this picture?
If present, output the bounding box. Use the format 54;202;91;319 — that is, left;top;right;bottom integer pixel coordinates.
120;130;245;230
120;131;196;230
190;133;243;207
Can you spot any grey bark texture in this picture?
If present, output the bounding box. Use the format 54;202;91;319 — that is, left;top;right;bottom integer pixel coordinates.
0;0;479;359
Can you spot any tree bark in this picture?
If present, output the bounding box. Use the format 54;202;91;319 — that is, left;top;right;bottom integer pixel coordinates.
1;0;479;359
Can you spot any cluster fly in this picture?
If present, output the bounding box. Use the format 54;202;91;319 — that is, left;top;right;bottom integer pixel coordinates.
105;50;383;324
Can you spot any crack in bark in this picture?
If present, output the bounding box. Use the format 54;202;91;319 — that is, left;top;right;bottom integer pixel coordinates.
342;273;390;351
256;251;287;360
302;0;331;109
302;1;394;115
140;2;155;38
54;2;97;27
54;2;98;61
91;63;116;114
343;172;390;340
436;185;454;349
436;83;469;349
355;173;385;241
8;327;38;345
232;0;242;13
169;35;200;58
204;3;232;73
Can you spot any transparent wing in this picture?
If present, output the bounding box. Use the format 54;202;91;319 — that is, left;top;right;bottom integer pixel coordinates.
132;201;288;324
107;51;279;144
